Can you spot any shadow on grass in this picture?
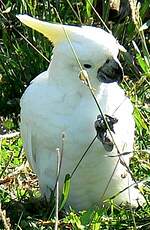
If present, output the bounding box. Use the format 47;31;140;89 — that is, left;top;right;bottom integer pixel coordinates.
1;191;150;230
1;195;58;229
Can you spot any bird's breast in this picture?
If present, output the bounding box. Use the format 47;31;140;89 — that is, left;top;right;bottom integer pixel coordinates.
21;79;100;151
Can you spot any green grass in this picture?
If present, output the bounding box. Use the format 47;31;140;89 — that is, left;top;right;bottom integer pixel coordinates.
0;0;150;229
1;136;149;229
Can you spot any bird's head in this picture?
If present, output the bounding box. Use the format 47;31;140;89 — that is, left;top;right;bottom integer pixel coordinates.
16;15;125;85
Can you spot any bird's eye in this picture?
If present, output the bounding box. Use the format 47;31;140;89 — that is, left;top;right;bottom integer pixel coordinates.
83;64;92;69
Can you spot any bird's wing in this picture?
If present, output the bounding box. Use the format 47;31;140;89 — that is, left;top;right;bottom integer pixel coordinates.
20;121;37;172
20;71;49;172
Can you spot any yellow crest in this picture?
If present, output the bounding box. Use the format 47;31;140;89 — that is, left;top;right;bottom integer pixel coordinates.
16;15;77;45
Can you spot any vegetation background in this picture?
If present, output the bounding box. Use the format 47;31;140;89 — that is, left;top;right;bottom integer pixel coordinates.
0;0;150;229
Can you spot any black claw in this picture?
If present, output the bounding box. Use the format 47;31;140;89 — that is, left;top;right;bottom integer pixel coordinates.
95;114;118;152
104;114;118;133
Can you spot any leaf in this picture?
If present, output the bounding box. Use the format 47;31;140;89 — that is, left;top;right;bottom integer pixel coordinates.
132;41;141;54
86;0;93;18
139;20;150;31
140;0;150;20
134;107;148;130
80;209;94;226
59;174;71;210
136;53;149;73
70;213;85;230
2;7;11;14
86;0;97;18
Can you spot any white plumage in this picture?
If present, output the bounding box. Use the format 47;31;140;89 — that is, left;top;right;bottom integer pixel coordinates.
17;15;144;210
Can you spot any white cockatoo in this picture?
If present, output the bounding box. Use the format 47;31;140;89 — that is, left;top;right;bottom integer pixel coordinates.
17;15;144;210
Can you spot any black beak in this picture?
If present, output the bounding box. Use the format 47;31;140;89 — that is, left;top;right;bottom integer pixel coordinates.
97;59;123;83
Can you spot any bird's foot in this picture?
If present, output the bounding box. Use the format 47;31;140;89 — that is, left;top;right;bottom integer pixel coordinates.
95;114;118;152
